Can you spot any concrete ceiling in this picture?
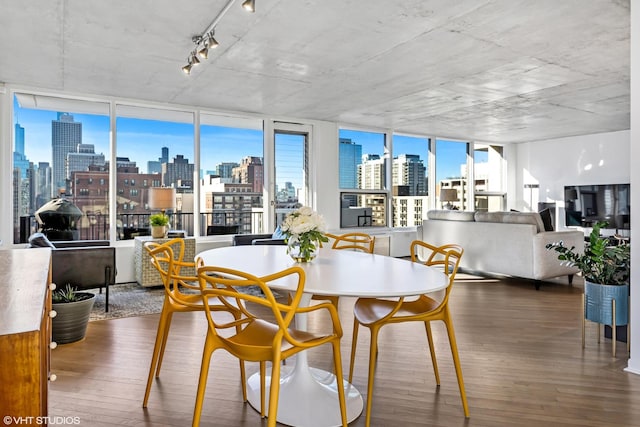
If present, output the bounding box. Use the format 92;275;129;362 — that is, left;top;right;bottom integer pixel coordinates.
0;0;630;143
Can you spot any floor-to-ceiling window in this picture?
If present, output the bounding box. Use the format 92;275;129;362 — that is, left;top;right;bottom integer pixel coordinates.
473;143;505;211
392;134;429;227
199;115;264;235
338;128;388;227
115;106;194;240
435;139;469;210
11;93;110;243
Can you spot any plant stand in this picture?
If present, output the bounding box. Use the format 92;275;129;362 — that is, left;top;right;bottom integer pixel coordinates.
582;281;629;357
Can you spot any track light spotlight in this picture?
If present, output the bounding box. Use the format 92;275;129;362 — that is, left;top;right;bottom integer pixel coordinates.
208;34;219;49
181;0;253;72
198;45;209;59
242;0;255;12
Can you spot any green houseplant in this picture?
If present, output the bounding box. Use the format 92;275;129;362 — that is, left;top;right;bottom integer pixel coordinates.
52;284;96;344
547;221;630;352
546;221;629;286
149;213;170;238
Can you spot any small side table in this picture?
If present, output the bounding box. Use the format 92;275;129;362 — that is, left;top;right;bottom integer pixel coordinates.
134;236;196;287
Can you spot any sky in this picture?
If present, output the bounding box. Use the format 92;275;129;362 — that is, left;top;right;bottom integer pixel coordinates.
14;95;478;189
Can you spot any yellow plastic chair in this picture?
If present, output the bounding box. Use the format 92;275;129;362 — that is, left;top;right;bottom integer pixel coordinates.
142;238;242;408
348;240;469;426
325;232;376;253
194;264;348;427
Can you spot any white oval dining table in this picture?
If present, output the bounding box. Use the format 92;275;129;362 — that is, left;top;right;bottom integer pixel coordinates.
197;245;449;427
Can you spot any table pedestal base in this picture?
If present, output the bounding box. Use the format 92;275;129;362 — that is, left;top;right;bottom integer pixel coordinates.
246;364;363;427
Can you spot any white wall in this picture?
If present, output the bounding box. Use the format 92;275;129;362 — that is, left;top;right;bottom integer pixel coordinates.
626;0;639;375
512;130;630;227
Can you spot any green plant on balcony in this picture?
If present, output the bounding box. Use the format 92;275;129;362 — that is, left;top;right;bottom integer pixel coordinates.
149;213;170;227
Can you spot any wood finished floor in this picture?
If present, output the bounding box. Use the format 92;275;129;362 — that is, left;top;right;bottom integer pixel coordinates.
49;274;640;426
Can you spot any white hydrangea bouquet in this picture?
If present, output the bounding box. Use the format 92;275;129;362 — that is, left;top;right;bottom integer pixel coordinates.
280;206;329;262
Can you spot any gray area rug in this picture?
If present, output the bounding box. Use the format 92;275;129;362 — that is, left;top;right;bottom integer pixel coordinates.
90;282;279;322
90;283;166;321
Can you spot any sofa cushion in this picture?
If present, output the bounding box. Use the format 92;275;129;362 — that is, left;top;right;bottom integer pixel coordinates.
538;208;554;231
475;211;545;233
427;210;476;222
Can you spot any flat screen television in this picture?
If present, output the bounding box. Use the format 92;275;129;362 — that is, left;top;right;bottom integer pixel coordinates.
564;184;630;230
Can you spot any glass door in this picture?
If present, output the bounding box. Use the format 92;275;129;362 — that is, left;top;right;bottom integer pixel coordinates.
273;125;310;227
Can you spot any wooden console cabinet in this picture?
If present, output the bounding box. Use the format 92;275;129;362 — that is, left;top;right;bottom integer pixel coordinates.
0;248;53;422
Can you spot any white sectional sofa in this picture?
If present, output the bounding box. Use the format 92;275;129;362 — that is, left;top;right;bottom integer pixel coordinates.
421;210;585;288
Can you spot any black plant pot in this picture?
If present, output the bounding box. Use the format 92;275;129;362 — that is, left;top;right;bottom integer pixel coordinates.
52;293;96;344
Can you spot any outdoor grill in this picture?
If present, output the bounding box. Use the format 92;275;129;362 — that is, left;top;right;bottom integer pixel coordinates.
35;198;83;241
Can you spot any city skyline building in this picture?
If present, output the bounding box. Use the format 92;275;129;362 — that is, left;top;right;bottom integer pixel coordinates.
392;154;427;196
66;144;106;184
13;122;29;179
51;113;81;197
162;154;194;190
200;176;263;234
216;162;239;179
339;138;362;189
358;154;385;190
232;156;263;193
147;146;169;174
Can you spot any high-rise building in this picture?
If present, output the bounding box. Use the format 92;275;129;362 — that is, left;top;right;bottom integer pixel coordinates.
392;154;426;196
35;162;52;209
51;113;81;196
15;122;25;155
66;144;106;189
339;138;362;188
358;154;384;189
232;156;263;193
162;154;194;190
148;147;169;174
216;162;239;179
13;123;29;179
200;176;263;234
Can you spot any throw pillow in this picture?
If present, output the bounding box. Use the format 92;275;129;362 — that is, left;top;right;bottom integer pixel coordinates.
272;225;286;240
538;208;554;231
28;232;55;248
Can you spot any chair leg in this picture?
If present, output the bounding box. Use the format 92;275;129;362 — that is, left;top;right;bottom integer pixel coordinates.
239;360;247;401
424;321;440;385
364;325;381;427
192;336;215;427
349;320;360;383
155;311;174;377
143;305;170;407
443;310;470;418
331;340;348;426
259;361;266;417
267;356;283;427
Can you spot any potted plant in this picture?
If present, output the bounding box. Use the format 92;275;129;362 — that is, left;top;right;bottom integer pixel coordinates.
149;213;170;238
52;284;96;344
546;221;630;350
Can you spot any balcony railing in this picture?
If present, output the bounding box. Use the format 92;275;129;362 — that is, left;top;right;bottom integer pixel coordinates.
17;211;265;243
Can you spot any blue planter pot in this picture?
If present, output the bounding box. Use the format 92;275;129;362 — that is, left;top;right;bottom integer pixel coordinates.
584;281;629;326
